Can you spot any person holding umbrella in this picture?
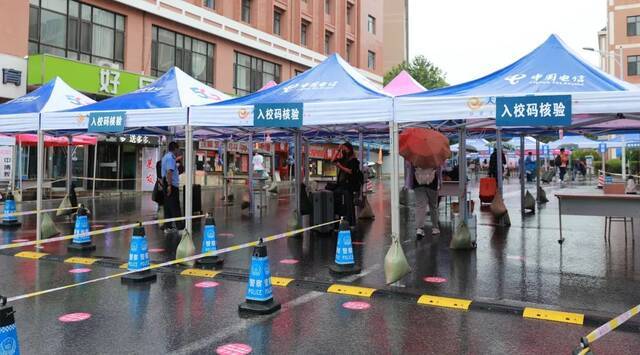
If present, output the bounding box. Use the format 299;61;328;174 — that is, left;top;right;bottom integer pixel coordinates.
411;164;441;239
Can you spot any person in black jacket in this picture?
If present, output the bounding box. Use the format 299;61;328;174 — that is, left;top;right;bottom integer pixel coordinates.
489;150;507;178
331;142;361;226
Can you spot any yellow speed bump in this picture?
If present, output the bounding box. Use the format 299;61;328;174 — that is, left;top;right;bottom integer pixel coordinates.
523;307;584;325
327;284;377;298
180;268;221;278
271;276;294;287
417;294;472;310
15;251;48;260
64;257;100;265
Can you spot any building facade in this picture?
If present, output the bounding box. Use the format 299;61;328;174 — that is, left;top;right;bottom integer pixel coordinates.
599;0;640;84
382;0;407;72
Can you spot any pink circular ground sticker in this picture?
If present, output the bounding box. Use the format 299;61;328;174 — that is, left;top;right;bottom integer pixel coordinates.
148;248;165;253
424;276;448;284
216;343;252;355
279;259;299;265
507;255;525;261
342;301;371;310
69;268;91;274
59;312;91;323
195;281;220;288
218;233;234;238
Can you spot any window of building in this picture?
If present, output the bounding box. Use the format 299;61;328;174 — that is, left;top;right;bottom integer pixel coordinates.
628;55;639;76
273;10;282;35
301;21;309;47
242;0;251;23
234;52;281;95
325;31;332;55
628;16;640;36
325;0;330;15
295;69;305;76
347;3;353;26
346;40;353;63
151;26;214;85
203;0;214;9
28;0;125;67
368;50;376;69
367;15;376;34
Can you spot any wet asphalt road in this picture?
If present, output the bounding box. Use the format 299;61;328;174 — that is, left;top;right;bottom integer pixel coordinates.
0;177;639;354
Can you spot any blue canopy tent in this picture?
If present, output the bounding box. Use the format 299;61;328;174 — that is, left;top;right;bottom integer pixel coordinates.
0;77;95;246
392;34;640;242
40;67;230;233
190;53;393;225
548;135;612;150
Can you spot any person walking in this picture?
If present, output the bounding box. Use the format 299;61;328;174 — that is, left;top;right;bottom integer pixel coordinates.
331;142;362;226
162;142;183;229
524;152;536;182
488;150;506;178
411;164;440;239
557;148;569;182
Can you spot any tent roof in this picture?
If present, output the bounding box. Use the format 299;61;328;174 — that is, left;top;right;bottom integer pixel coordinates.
383;70;426;96
548;135;606;149
190;53;392;127
406;34;634;98
43;67;229;131
450;138;490;152
258;80;278;92
0;77;94;132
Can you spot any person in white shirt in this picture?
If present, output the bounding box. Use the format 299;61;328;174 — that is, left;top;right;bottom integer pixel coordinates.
252;151;264;175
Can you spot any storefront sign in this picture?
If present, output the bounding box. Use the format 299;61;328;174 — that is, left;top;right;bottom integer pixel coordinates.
105;134;158;145
254;103;303;128
198;140;272;153
28;54;154;96
88;111;126;133
496;95;571;127
142;147;158;191
598;143;607;153
0;146;12;180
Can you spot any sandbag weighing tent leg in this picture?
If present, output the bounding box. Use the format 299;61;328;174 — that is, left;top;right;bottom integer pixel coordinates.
458;127;468;221
389;121;400;239
36;128;45;249
185;123;194;234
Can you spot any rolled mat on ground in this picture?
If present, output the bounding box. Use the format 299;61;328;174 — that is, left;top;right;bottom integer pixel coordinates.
176;229;196;267
384;234;411;284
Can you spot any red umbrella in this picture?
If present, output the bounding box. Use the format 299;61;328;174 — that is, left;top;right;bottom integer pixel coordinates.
399;128;451;169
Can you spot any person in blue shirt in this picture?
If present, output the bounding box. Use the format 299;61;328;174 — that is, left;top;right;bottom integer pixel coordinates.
524;152;536;182
161;142;183;229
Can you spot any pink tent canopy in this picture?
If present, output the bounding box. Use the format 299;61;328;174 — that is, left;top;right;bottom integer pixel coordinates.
258;80;278;92
383;70;426;96
15;134;97;147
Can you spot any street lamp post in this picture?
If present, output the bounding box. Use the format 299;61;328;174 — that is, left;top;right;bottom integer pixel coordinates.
583;46;627;180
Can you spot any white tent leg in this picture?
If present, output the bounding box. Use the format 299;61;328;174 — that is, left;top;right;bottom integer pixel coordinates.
223;139;228;202
66;135;72;194
536;138;541;202
520;134;525;214
92;142;98;199
36;129;44;250
248;134;254;214
294;131;302;227
458;127;467;220
622;135;627;180
496;129;504;194
389;121;400;238
185;124;194;233
304;138;309;187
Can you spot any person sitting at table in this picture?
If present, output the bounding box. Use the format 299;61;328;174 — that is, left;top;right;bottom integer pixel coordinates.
330;142;362;226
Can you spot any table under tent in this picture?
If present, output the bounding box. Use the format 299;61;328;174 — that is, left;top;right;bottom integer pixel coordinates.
0;77;97;240
41;67;230;236
190;53;393;230
395;34;640;248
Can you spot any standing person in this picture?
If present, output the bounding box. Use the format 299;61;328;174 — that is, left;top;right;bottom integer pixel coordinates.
488;150;506;178
412;164;440;239
252;151;264;176
557;148;569;182
524;152;536;182
331;142;362;226
162;142;183;229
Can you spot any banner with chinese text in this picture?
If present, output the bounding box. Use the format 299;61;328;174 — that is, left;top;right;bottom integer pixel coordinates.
253;103;303;128
496;95;571;127
141;147;158;192
88;111;126;133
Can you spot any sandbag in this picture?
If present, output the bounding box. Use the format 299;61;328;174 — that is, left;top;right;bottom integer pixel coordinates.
176;229;196;267
498;211;511;227
399;187;408;206
490;192;508;217
56;194;72;216
450;221;474;249
524;190;536;211
537;186;548;203
384;234;411;284
40;213;59;239
157;207;165;228
13;190;22;203
287;210;299;230
358;197;375;219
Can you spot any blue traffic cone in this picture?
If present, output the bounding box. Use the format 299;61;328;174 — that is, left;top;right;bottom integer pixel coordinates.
122;223;157;283
0;190;21;228
329;218;361;275
0;301;20;355
68;204;95;251
238;238;281;315
196;213;224;267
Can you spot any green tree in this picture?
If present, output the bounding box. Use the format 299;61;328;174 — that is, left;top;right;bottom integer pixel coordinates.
383;55;448;89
